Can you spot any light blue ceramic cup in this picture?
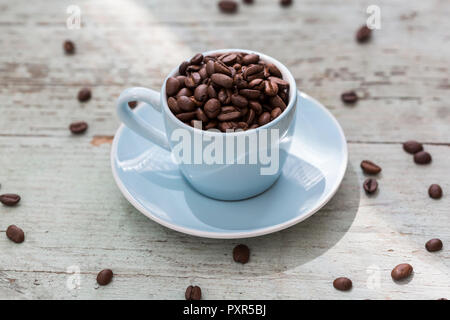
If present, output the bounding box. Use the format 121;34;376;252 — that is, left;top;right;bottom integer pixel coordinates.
116;49;297;200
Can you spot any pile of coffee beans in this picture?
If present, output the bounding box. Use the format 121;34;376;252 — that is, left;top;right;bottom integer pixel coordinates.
166;52;290;132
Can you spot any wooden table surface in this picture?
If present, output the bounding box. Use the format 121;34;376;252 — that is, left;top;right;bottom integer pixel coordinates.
0;0;449;300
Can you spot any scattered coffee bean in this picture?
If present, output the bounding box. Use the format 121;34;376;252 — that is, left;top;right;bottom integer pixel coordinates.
6;225;25;243
69;121;88;134
128;101;137;109
437;298;448;300
185;285;202;300
63;40;75;54
414;151;432;164
363;178;378;194
425;239;443;252
233;244;250;264
428;184;442;199
333;277;352;291
243;0;254;4
219;0;238;13
360;160;382;174
403;140;423;154
166;52;290;131
96;269;113;286
77;88;91;102
391;263;413;281
280;0;293;7
356;25;372;43
0;194;21;206
341;91;358;104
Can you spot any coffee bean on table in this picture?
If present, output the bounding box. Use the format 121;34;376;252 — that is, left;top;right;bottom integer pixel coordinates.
185;285;202;300
391;263;413;281
243;0;254;4
360;160;382;174
218;0;238;13
363;178;378;194
69;121;88;134
403;140;423;154
6;225;25;243
280;0;293;7
356;25;372;43
428;184;442;199
77;88;91;102
96;269;113;285
425;239;443;252
128;101;137;109
341;91;358;104
63;40;75;54
414;151;432;164
333;277;352;291
0;194;21;206
233;244;250;264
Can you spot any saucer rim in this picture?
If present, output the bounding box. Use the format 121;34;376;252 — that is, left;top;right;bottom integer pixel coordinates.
110;91;348;239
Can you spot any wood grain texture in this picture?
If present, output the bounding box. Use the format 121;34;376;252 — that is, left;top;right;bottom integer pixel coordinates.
0;0;449;299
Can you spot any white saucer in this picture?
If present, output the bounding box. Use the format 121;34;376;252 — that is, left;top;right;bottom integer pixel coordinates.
111;91;348;239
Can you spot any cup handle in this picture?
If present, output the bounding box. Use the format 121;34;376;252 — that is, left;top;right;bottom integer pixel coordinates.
116;87;170;151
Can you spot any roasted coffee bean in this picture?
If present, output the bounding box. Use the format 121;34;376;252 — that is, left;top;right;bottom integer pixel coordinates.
177;112;197;122
428;184;443;199
234;74;248;89
206;60;215;76
190;53;203;65
69;121;88;134
233;63;241;70
391;263;413;281
179;61;189;75
6;225;25;243
233;244;250;264
269;95;287;110
341;91;358;104
360;160;382;174
356;25;372;43
77;88;91;102
243;64;264;79
218;0;238;14
214;60;233;76
363;178;378;194
271;107;282;120
242;54;259;65
185;285;202;300
194;84;209;102
264;80;279;96
269;76;289;89
176;75;187;88
196;108;209;122
166;77;180;96
205;121;218;130
207;85;217;99
199;65;208;80
425;239;443;252
239;89;260;100
63;40;75;54
267;63;282;78
96;269;113;286
186;64;202;73
176;88;192;98
280;0;293;7
204;99;221;118
258;112;271;126
0;194;21;206
245;109;255;124
403;140;423;154
333;277;352;291
218;88;232;104
177;96;196;112
128;101;137;109
248;78;264;90
249;100;263;114
222;53;237;66
414;151;432;164
185;72;202;89
218;108;241;121
231;94;248;108
168;97;181;114
211;73;233;88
